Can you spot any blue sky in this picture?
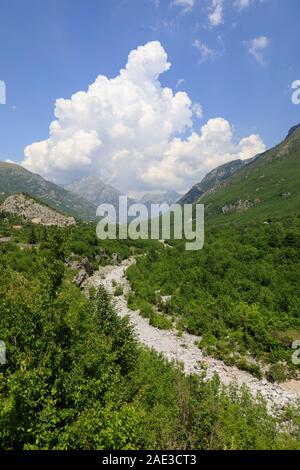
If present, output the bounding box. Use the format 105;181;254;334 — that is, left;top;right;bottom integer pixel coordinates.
0;0;299;193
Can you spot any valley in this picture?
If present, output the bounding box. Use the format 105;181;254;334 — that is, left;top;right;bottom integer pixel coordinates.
85;259;300;410
1;123;300;450
1;0;300;456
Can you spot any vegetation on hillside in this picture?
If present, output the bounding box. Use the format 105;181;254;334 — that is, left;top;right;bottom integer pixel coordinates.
201;126;300;224
1;222;300;449
127;216;300;380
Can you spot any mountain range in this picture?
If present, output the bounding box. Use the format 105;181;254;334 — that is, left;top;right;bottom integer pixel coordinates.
0;162;97;220
63;176;125;207
1;123;299;224
178;158;253;205
177;123;300;225
140;190;181;208
199;123;300;223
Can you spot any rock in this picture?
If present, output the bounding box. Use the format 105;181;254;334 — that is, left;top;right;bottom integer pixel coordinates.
66;259;81;270
222;199;262;214
0;194;76;227
281;192;291;198
69;257;93;288
98;248;110;262
0;236;12;243
79;257;93;276
73;269;88;287
161;295;172;304
111;252;121;265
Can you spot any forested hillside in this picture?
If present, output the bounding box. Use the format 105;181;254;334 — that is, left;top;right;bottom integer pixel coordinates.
201;124;300;223
0;162;97;220
1;213;300;450
127;126;300;382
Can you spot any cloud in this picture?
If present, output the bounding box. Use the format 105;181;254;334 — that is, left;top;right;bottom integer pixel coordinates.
207;1;259;27
246;36;269;64
172;0;195;13
192;103;203;118
208;0;224;27
233;0;253;9
22;41;265;193
192;39;216;63
142;118;265;190
176;78;185;88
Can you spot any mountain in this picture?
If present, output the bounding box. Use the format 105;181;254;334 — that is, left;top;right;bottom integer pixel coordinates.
140;190;181;207
178;158;254;205
64;176;124;207
199;123;300;223
0;162;97;220
1;194;76;226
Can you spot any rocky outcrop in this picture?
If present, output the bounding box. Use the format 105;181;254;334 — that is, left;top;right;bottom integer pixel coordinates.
69;257;94;288
111;252;121;265
73;270;88;288
96;248;110;263
0;161;97;220
222;199;262;214
0;194;76;226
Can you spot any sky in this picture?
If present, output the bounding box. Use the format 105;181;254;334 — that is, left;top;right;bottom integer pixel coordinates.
0;0;299;195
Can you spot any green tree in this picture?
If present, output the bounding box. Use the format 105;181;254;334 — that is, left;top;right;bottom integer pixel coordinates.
28;225;37;245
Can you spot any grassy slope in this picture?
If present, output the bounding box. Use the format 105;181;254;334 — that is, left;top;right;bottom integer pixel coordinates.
201;126;300;226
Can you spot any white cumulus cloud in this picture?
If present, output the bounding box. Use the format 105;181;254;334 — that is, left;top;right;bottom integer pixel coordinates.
142;118;265;190
22;41;265;193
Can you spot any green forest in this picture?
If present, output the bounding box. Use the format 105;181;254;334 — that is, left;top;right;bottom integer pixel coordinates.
127;215;300;381
1;213;300;450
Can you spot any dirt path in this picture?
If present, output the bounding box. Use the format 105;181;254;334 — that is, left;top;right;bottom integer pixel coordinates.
85;259;300;410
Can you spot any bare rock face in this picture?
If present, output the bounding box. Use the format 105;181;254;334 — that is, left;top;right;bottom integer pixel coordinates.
111;252;121;265
80;257;93;276
70;257;94;288
98;248;110;263
0;194;76;227
222;199;261;214
73;269;88;288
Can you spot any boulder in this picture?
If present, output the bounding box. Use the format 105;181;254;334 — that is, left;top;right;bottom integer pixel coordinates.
73;269;88;288
97;249;110;263
111;252;121;265
79;257;93;276
222;199;261;214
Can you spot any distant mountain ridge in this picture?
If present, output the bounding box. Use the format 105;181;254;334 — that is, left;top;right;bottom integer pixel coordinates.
140;190;181;207
64;176;124;207
0;162;97;220
287;122;300;138
198;123;300;222
178;158;256;205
